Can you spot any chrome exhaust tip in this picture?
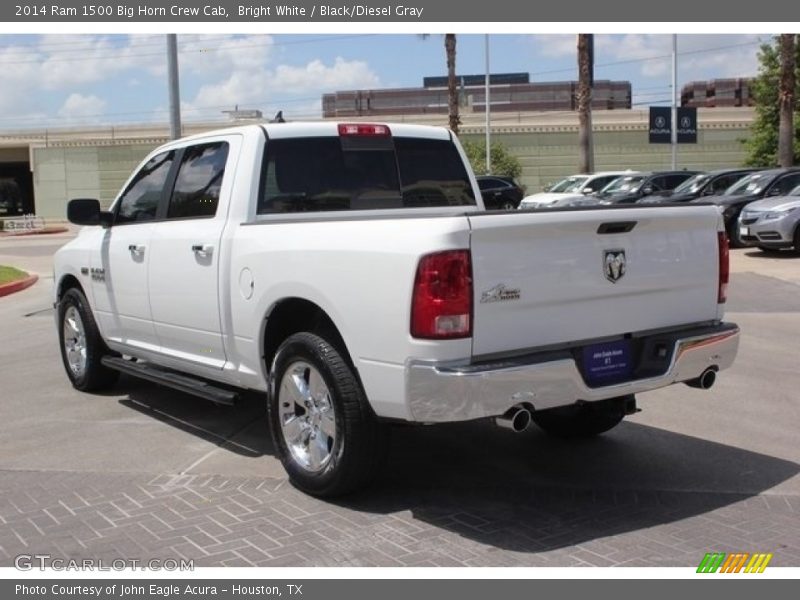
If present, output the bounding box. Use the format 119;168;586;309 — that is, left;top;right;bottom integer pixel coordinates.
685;367;717;390
495;406;532;432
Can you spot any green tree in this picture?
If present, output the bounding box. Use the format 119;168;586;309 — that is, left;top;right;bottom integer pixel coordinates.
461;140;522;179
744;35;800;167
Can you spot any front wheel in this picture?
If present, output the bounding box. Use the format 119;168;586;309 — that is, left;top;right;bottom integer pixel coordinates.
267;332;387;497
57;287;119;392
532;396;630;438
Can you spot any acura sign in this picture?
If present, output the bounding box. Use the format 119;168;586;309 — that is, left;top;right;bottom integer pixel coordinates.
649;106;698;144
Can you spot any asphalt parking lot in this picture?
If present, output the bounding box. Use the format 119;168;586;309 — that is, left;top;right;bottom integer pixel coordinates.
1;230;799;568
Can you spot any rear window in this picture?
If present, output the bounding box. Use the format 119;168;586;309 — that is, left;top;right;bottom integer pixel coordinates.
257;135;475;214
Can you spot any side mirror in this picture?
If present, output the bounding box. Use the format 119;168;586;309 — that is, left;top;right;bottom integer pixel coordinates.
642;186;653;196
702;187;715;196
768;187;783;196
582;187;593;194
67;198;113;227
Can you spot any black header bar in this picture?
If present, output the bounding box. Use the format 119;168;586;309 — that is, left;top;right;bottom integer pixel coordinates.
3;0;800;22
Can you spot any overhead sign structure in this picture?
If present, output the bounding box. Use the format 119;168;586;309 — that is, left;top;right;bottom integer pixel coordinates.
649;106;698;144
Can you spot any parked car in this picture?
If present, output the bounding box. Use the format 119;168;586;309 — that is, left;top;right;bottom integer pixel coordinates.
518;171;630;209
591;171;701;205
738;184;800;254
692;168;800;247
637;169;758;204
476;175;525;210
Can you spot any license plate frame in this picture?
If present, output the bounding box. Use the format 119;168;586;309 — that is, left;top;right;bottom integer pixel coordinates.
739;225;749;237
582;339;633;385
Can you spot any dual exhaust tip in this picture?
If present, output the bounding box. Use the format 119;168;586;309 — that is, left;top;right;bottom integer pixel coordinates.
495;405;532;433
685;367;717;390
496;367;718;433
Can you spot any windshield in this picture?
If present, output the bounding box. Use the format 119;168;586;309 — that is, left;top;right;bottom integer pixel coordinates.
672;173;710;194
600;175;644;196
724;173;768;196
548;176;589;193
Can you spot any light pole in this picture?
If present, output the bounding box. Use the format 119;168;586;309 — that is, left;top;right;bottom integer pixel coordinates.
167;34;182;140
485;34;491;174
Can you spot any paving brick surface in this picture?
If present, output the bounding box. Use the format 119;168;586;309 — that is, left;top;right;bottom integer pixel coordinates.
1;470;798;568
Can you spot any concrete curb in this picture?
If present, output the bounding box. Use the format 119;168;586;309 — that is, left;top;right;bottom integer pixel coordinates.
0;274;39;298
0;227;69;238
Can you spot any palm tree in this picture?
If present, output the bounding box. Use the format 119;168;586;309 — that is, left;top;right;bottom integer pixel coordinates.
778;34;796;167
444;34;461;135
577;34;594;173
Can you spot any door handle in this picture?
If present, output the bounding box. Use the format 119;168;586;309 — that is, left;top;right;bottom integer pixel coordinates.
128;244;145;257
192;244;214;258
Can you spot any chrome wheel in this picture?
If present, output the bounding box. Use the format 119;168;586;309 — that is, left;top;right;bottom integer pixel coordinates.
62;305;87;377
277;361;337;473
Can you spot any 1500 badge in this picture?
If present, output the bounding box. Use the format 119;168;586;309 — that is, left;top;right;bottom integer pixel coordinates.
480;284;521;303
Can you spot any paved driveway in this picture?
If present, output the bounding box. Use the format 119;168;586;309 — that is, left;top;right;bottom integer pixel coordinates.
1;234;798;567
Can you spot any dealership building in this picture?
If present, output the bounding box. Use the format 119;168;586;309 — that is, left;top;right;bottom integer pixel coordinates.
0;99;756;221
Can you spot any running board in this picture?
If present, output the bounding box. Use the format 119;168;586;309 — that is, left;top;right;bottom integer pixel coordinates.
101;356;238;406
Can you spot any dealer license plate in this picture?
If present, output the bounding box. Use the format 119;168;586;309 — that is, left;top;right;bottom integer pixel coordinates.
582;339;632;385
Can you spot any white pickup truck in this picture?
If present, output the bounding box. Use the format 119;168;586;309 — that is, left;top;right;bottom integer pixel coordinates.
54;122;739;496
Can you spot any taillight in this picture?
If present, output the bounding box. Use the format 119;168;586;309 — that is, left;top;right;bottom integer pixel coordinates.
411;250;472;339
718;231;729;303
338;123;391;137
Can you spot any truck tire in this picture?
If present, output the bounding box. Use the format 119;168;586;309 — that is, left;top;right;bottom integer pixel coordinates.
267;332;387;497
531;396;629;438
57;287;119;392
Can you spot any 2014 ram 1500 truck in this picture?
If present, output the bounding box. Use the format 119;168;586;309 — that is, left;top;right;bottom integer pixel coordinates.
54;122;739;496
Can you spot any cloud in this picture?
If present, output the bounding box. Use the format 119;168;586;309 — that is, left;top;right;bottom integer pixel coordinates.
57;93;106;120
185;56;380;120
531;33;765;81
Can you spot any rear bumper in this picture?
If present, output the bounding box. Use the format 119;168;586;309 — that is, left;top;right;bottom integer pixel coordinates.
406;322;739;423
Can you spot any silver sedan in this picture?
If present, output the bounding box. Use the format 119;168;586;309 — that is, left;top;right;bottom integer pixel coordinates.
738;185;800;254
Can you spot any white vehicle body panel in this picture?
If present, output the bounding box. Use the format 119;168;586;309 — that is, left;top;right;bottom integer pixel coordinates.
468;207;723;357
53;123;737;425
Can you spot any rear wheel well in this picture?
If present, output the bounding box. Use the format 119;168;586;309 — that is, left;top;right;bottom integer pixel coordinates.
263;299;352;373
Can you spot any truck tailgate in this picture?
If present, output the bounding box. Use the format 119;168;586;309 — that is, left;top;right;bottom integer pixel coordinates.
468;206;722;357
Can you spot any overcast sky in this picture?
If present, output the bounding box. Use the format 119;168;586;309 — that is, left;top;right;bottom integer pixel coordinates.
0;33;772;130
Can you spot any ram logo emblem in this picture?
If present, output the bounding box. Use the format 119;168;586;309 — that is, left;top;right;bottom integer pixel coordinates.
603;250;626;283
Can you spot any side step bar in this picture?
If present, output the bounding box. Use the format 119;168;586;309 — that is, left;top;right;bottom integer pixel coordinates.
101;356;238;406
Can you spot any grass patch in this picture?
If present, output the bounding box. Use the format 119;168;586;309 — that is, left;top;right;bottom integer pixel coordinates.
0;265;29;285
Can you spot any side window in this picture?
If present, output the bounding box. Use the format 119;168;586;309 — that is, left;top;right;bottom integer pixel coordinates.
167;142;229;219
591;176;613;191
773;173;800;195
477;179;494;191
712;175;737;193
116;151;175;224
665;175;688;189
648;176;666;191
